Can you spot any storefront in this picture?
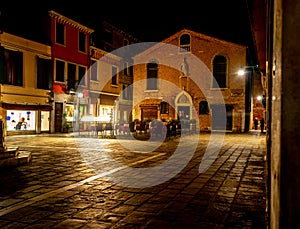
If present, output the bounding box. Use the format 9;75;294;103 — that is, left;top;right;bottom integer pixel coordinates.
2;104;52;135
7;110;36;131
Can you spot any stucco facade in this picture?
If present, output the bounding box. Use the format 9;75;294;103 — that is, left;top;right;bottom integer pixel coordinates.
0;32;52;135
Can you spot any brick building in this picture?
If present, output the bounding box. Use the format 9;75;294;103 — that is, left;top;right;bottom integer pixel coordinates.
132;29;252;132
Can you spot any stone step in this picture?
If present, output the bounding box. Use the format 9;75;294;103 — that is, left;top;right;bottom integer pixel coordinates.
0;150;32;168
0;147;19;159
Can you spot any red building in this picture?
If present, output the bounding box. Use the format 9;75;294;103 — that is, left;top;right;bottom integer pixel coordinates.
48;10;94;133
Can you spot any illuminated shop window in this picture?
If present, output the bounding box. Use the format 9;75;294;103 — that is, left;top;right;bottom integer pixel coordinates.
6;110;36;131
98;106;113;122
65;105;74;122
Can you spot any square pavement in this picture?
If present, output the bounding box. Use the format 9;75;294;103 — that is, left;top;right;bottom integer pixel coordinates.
0;132;267;228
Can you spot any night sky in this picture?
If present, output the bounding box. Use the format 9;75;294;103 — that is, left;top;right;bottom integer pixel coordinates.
1;0;254;60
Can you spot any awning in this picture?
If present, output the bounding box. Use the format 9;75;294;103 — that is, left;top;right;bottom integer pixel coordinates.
1;103;53;111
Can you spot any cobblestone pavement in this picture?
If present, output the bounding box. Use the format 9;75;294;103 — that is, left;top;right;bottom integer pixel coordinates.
0;132;267;228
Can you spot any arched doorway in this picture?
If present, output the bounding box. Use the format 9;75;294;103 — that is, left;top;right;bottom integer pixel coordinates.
175;91;193;120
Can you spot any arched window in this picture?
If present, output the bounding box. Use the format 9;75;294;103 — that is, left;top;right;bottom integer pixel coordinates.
146;61;158;90
212;55;227;88
179;34;191;52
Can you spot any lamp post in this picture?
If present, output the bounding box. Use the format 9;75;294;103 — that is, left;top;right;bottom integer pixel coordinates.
76;92;83;133
238;65;259;132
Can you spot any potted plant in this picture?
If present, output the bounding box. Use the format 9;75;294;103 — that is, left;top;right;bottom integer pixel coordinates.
63;122;71;133
62;113;71;133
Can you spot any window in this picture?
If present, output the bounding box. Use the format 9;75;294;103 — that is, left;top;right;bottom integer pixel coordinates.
78;66;86;86
160;101;169;114
67;63;76;91
122;84;132;100
146;61;158;90
179;34;191;52
123;62;128;76
0;46;23;86
55;22;65;45
79;31;86;53
103;29;113;45
129;65;133;77
90;60;98;81
199;101;209;114
55;60;65;82
212;55;227;88
37;57;52;90
112;66;118;85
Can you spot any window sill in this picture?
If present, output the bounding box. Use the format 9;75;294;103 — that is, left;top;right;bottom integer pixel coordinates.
210;88;228;90
144;89;159;92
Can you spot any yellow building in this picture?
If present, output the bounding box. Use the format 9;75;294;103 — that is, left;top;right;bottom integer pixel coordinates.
0;32;52;135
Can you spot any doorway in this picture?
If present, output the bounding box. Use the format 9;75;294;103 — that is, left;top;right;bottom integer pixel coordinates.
211;104;233;131
55;102;63;132
41;111;50;132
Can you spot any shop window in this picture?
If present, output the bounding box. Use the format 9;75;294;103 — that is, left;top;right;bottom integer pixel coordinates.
6;110;36;131
212;55;227;88
65;105;74;122
37;57;52;90
0;46;23;86
146;61;158;90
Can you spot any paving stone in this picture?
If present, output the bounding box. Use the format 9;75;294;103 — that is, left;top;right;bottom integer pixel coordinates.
0;133;267;228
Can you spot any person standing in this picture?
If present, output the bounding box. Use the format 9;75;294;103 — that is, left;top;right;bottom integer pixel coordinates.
254;117;259;130
260;118;265;133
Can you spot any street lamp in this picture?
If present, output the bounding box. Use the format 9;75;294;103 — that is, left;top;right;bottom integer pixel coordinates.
238;65;259;132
